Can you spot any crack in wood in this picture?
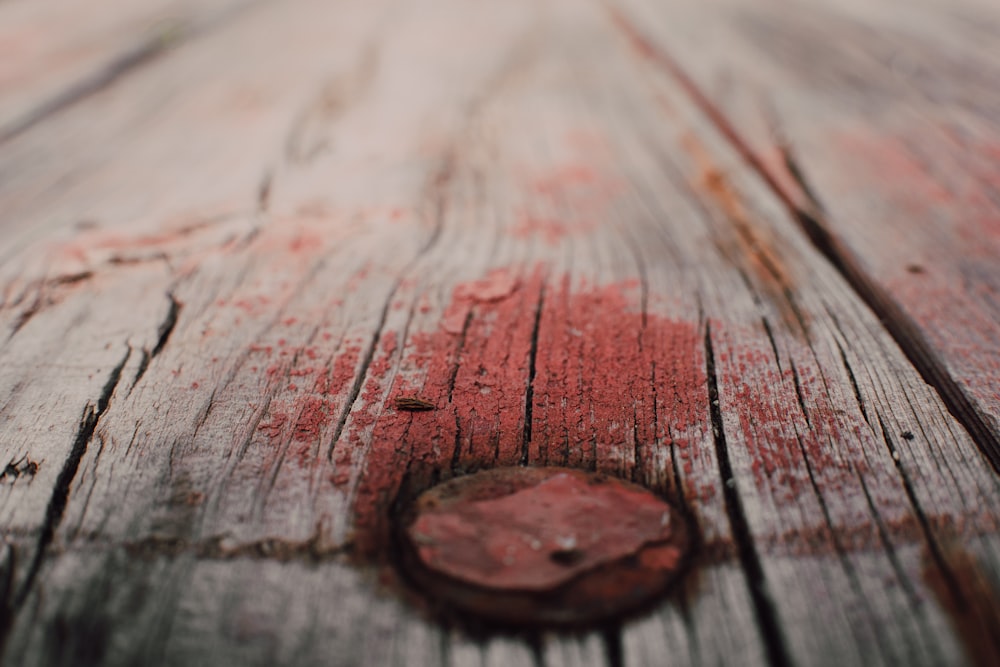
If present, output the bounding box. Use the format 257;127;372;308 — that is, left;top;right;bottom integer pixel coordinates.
834;338;872;429
788;358;811;428
150;293;181;359
520;283;546;466
256;170;272;214
602;625;624;667
285;43;379;165
327;290;397;455
703;323;792;667
0;345;131;647
328;135;459;459
874;412;967;608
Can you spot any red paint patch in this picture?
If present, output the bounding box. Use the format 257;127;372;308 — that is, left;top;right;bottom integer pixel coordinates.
343;269;705;558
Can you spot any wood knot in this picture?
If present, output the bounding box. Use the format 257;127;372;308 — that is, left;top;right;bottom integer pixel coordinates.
394;466;692;628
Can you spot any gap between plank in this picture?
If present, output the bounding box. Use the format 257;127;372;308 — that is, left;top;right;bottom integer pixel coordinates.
606;3;1000;474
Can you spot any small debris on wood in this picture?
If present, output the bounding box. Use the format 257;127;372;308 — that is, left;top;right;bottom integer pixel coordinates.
393;396;436;411
0;455;41;482
902;431;915;440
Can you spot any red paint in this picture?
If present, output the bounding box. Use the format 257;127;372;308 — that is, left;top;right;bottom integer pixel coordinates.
510;162;621;244
292;396;329;440
840;132;958;205
399;466;690;627
409;469;678;591
511;217;575;245
342;269;705;557
711;323;870;501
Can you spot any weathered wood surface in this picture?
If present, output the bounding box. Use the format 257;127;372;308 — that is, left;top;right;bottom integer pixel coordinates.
0;0;256;144
0;1;998;666
613;0;1000;469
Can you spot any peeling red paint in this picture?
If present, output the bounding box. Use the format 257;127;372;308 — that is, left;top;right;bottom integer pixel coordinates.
340;269;705;558
711;322;872;501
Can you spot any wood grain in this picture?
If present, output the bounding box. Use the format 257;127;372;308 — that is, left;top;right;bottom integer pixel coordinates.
610;0;1000;471
0;0;258;145
0;0;998;665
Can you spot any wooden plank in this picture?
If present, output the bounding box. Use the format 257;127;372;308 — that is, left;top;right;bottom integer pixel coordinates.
607;2;1000;664
609;0;1000;470
1;0;999;665
0;0;256;145
0;1;593;665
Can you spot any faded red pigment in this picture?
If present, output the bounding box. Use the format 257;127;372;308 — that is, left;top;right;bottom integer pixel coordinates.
336;268;706;557
713;336;863;502
511;163;621;245
255;343;362;452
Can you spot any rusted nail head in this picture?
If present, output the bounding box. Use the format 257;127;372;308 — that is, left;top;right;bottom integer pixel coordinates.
396;466;691;627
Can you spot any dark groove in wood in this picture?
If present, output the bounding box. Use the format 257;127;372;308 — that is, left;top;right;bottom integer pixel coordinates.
526;633;545;667
761;317;782;369
875;413;966;607
131;348;151;391
446;311;474;403
783;159;1000;473
0;345;130;648
150;293;181;359
256;170;272;213
328;287;397;452
835;339;871;428
788;358;811;428
704;324;793;667
0;35;173;145
854;469;921;606
0;546;13;614
602;625;624;667
521;282;545;466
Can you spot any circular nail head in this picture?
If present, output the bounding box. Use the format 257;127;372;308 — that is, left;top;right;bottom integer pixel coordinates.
396;467;691;627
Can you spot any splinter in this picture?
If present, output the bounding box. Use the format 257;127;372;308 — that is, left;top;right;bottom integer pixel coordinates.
394;396;436;411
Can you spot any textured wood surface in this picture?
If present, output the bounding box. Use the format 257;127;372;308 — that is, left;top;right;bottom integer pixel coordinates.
614;0;1000;470
0;1;998;666
0;0;257;144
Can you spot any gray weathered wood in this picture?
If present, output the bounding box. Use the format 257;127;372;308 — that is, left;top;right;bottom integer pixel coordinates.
1;1;998;666
0;0;258;145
